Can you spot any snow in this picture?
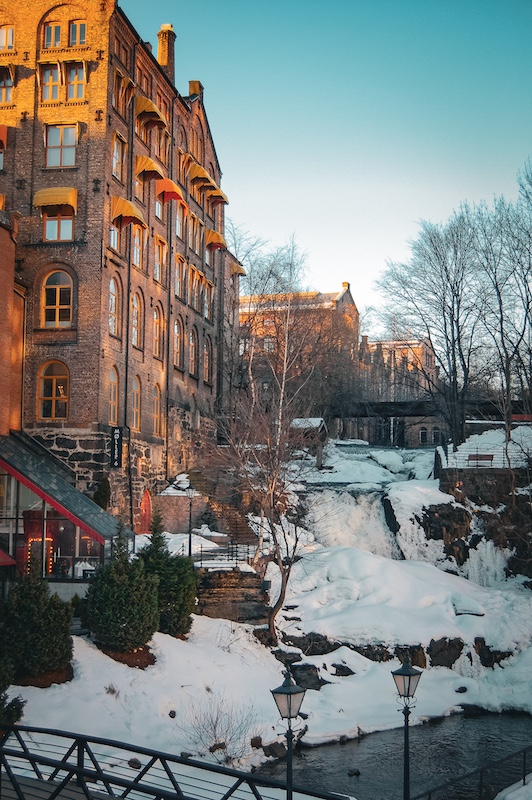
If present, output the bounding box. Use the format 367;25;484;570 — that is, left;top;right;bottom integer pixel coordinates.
8;434;532;796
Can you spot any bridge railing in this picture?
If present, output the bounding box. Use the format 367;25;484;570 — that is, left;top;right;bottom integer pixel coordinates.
0;725;349;800
411;742;532;800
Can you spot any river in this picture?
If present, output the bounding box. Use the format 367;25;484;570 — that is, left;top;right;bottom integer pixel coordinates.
256;712;532;799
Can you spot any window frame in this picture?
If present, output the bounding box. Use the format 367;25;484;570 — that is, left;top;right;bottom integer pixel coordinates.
153;306;163;359
203;337;212;384
131;292;143;349
0;67;13;104
68;20;86;47
0;26;14;51
131;224;143;269
112;133;126;181
189;327;198;377
38;360;69;421
42;270;73;329
46;124;77;168
152;384;161;436
43;205;74;242
173;317;184;370
108;277;120;337
66;62;85;100
44;23;61;49
131;375;141;431
41;64;60;101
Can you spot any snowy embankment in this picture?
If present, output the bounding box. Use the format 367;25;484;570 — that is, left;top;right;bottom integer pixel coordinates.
10;434;532;775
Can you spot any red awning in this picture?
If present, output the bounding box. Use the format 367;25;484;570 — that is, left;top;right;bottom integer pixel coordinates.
0;457;105;543
0;124;7;151
155;178;187;207
0;548;16;567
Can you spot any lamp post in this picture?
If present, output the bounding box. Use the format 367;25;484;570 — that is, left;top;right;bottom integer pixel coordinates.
271;670;306;800
391;654;422;800
185;486;195;558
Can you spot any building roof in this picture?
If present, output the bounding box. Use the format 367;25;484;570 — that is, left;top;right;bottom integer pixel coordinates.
240;283;357;313
0;434;120;544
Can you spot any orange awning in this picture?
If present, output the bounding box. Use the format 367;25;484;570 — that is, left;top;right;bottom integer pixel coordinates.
205;229;227;251
111;196;147;229
188;163;212;184
204;186;229;205
155;178;187;209
135;155;165;181
135;95;167;128
0;194;5;211
230;262;247;277
0;124;7;150
33;187;78;213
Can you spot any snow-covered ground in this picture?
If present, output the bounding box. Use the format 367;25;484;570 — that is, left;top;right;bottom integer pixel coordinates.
8;432;532;797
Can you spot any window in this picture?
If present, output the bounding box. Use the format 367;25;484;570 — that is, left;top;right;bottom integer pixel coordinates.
38;361;69;420
109;220;121;251
188;215;201;254
432;427;441;445
131;293;142;348
419;427;428;446
175;259;186;300
154;239;166;283
154;128;168;164
68;21;86;46
173;317;184;369
190;128;203;162
0;26;14;51
66;63;85;100
108;277;120;336
41;64;60;101
109;367;118;426
0;67;13;104
175;203;185;239
43;205;74;242
46;125;76;167
131;224;143;269
44;23;61;49
204;283;213;320
112;134;126;181
203;338;212;384
155;197;163;219
153;307;162;358
152;385;161;436
189;328;198;376
42;271;72;328
131;376;141;431
263;337;274;353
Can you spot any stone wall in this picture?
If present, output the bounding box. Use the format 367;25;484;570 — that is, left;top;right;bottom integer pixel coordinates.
196;569;269;624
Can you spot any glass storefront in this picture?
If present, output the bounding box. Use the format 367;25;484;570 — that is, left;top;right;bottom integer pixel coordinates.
0;469;103;579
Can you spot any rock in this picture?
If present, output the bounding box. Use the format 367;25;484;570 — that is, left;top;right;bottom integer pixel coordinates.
455;686;468;693
348;769;361;777
332;663;354;676
250;736;262;749
428;637;464;668
281;632;340;655
168;710;176;718
291;663;330;690
209;741;226;753
128;758;141;770
263;741;287;758
474;637;512;667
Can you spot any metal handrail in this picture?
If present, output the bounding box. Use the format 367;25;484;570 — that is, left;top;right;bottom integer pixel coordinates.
411;741;532;800
0;725;345;800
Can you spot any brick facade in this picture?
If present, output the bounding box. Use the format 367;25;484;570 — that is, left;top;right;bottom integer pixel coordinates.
0;0;238;531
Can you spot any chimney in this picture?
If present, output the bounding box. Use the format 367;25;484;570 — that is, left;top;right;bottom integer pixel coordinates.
342;281;350;290
157;24;176;83
188;80;204;100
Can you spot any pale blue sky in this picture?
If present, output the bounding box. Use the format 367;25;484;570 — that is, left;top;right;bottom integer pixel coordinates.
121;0;532;308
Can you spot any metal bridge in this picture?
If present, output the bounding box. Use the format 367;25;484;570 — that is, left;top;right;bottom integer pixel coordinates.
0;726;347;800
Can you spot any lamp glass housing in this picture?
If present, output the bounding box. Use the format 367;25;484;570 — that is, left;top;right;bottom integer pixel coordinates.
392;657;422;699
271;672;306;719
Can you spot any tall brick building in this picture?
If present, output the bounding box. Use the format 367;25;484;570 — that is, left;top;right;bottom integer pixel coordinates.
0;0;239;533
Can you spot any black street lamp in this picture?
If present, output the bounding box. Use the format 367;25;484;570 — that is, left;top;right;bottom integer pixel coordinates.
271;670;307;800
391;654;422;800
185;485;195;558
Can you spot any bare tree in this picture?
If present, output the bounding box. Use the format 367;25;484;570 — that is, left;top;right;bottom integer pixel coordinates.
378;209;484;448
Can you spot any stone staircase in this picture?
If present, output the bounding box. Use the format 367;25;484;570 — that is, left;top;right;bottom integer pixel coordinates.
188;468;257;546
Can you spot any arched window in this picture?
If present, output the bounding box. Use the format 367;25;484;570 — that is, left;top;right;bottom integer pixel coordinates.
189;327;198;377
131;375;141;431
419;427;428;446
152;384;161;436
174;317;184;369
432;427;441;445
38;361;69;420
203;337;212;384
131;292;142;348
42;270;72;328
108;277;120;336
109;367;118;426
153;306;162;358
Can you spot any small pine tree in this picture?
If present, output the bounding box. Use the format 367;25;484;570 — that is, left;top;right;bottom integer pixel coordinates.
0;654;24;726
137;509;197;637
0;570;73;677
86;522;159;651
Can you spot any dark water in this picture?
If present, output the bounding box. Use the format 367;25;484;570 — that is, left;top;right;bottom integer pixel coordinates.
256;713;532;799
